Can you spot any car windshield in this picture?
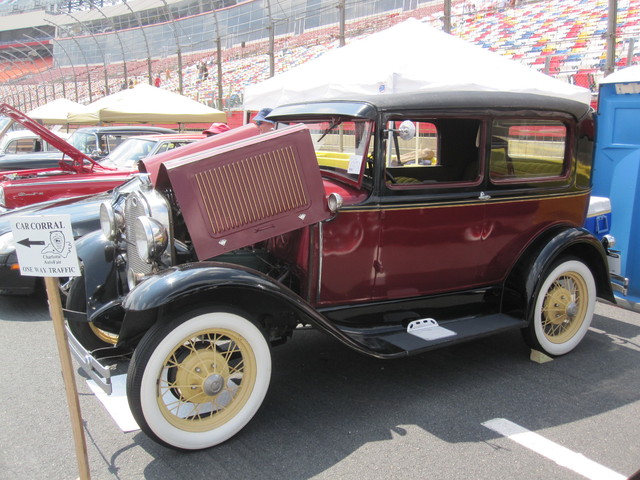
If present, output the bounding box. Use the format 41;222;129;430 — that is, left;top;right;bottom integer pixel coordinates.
276;118;373;187
99;138;158;169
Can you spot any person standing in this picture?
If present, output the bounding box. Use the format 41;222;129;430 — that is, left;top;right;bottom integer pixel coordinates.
202;123;231;137
252;108;275;133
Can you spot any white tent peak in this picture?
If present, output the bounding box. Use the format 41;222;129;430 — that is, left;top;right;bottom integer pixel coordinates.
243;18;591;109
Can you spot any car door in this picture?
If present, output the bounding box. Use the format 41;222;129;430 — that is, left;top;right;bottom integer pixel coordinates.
480;117;585;283
374;116;488;300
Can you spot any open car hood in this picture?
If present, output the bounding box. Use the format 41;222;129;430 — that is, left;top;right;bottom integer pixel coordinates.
158;124;331;260
0;103;104;173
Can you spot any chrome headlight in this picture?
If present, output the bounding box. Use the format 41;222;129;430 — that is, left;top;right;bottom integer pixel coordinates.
99;202;123;241
0;231;15;255
134;216;168;263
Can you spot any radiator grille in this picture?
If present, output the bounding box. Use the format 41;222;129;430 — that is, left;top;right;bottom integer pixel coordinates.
194;145;309;236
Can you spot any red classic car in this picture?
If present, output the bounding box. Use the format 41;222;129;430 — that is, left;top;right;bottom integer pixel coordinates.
0;103;203;212
66;91;613;451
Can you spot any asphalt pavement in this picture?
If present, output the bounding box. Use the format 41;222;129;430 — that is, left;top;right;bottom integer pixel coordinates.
1;290;638;480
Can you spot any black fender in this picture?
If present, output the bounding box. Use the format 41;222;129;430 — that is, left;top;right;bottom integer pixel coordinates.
74;229;119;319
117;261;400;358
503;225;614;322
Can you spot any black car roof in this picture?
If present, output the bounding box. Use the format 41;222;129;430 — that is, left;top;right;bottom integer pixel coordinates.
269;91;592;121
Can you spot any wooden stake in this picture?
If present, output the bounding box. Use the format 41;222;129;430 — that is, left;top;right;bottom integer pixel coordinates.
45;276;91;480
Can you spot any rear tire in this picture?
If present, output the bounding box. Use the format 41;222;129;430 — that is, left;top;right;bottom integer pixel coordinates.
126;308;271;450
523;257;596;356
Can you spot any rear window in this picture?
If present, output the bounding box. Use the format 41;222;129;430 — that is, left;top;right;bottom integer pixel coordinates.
489;119;568;182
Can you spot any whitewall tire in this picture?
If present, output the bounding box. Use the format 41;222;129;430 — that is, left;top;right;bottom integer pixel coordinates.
127;309;271;450
527;258;596;356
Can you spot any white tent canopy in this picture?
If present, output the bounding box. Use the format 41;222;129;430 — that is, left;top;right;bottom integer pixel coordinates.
244;18;591;109
600;65;640;84
26;98;85;124
67;84;226;124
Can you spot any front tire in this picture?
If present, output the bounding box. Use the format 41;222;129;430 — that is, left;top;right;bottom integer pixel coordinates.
524;258;596;356
126;308;271;450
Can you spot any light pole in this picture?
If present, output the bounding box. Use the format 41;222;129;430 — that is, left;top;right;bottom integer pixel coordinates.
266;0;275;77
605;0;617;75
338;0;345;47
443;0;451;34
211;8;224;109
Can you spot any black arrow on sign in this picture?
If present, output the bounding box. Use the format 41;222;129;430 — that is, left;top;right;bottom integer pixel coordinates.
18;238;45;248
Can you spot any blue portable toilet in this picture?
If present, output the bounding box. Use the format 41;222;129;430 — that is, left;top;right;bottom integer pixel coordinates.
592;65;640;311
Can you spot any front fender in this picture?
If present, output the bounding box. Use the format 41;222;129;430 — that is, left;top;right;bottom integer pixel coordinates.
119;262;396;358
123;261;287;312
75;229;118;316
118;262;295;344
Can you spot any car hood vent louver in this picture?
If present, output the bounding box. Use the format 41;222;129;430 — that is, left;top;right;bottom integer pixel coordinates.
161;124;330;260
195;145;309;235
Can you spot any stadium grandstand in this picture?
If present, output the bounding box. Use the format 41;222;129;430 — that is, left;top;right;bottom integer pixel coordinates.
0;0;638;115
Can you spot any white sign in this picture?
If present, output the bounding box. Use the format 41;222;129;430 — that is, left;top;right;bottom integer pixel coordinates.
10;214;80;277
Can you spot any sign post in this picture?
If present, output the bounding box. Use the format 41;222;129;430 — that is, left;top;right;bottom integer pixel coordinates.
11;215;91;480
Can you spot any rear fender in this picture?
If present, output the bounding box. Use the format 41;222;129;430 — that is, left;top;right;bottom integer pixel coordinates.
503;226;613;321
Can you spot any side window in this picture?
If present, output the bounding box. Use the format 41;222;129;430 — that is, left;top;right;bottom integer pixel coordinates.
155;143;170;154
7;138;40;153
102;135;124;154
4;140;19;153
490;119;567;182
385;118;482;187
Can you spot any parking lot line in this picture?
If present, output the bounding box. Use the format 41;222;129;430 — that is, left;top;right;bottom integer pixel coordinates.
482;418;625;480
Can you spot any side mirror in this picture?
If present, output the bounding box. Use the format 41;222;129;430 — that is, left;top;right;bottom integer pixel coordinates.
387;120;416;141
398;120;416;141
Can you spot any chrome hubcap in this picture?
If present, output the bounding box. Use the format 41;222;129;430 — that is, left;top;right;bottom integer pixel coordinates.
203;374;225;396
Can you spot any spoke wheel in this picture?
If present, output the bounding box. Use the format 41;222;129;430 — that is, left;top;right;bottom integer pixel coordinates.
127;309;271;450
524;258;596;356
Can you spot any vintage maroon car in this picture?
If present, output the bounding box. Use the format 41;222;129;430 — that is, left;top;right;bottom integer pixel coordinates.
66;91;613;451
0;103;194;212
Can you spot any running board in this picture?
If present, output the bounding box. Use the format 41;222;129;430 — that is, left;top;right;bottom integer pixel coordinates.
350;314;527;356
